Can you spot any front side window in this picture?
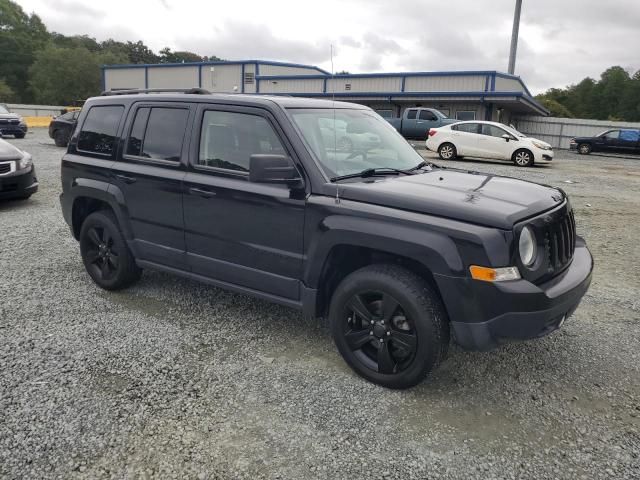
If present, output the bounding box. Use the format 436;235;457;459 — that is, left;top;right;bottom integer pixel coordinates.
481;124;507;138
198;110;286;172
603;130;620;140
77;105;124;156
125;107;189;161
288;108;424;179
419;110;437;121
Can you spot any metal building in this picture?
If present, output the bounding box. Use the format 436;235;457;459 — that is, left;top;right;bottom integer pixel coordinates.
102;59;548;123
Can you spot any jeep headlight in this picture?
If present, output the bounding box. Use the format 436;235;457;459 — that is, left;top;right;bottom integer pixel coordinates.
519;225;537;266
18;152;32;170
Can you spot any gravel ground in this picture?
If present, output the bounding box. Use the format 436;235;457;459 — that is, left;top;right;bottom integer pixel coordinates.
1;129;639;480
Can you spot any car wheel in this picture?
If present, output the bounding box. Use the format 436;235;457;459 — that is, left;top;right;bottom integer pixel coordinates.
79;210;141;290
337;136;353;152
577;143;592;155
438;142;456;160
14;133;25;139
513;149;534;167
53;130;67;147
329;264;449;389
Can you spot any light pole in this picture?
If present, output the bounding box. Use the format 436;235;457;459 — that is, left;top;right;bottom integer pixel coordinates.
508;0;523;74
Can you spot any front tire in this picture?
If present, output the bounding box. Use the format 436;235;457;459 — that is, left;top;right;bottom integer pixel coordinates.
438;142;456;160
329;264;449;389
79;210;141;290
513;148;534;167
14;132;25;139
577;143;592;155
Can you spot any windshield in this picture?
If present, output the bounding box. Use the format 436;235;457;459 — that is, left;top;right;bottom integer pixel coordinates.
432;109;448;119
502;124;527;138
0;105;9;114
288;108;424;179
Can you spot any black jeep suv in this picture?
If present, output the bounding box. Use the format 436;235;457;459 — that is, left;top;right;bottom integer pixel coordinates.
60;89;593;389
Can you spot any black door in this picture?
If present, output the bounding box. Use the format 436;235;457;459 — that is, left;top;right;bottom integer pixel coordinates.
183;105;305;301
110;103;193;269
618;129;640;152
598;130;620;152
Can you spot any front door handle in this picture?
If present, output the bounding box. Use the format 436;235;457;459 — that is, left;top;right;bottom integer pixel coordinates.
114;174;136;184
188;187;216;198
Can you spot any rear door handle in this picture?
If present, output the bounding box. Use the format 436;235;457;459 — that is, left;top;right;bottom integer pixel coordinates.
188;187;216;198
114;174;136;184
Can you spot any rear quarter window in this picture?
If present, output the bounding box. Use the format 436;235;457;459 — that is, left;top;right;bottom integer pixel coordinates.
77;105;124;156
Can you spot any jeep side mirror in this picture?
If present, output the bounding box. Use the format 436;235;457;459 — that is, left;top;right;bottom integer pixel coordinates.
249;154;303;187
502;134;512;142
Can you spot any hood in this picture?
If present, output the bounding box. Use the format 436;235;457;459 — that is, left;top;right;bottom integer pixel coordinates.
0;138;24;161
441;118;457;125
529;137;552;148
0;112;22;121
337;169;564;229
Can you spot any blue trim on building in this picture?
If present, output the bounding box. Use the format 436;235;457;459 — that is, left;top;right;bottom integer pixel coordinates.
198;65;202;88
323;78;327;93
144;67;148;88
490;73;496;92
255;62;260;93
241;63;245;93
100;66;106;91
101;59;329;74
484;75;489;92
401;76;406;92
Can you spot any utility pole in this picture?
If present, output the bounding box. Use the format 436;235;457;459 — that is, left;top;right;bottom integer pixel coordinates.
508;0;523;74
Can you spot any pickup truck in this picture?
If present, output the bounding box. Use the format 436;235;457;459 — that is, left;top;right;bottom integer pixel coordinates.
386;107;456;139
60;89;593;389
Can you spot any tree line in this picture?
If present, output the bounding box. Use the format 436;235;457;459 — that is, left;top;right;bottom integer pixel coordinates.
0;0;222;105
535;66;640;121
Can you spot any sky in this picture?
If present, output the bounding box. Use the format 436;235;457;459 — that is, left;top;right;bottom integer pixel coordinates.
14;0;640;95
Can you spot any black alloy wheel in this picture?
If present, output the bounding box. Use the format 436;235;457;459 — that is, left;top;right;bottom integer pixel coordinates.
330;264;449;389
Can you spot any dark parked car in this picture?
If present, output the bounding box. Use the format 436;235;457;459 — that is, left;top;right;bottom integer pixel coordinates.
0;104;28;138
49;110;80;147
60;89;593;389
570;128;640;155
0;138;38;200
386;107;456;139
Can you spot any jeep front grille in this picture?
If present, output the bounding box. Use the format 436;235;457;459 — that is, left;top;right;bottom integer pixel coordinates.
545;210;576;274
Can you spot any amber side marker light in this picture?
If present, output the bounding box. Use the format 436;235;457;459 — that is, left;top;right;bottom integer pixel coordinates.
470;265;521;282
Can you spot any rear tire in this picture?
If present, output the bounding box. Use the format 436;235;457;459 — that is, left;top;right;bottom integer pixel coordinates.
438;142;457;160
329;264;449;389
79;210;141;290
14;133;25;139
512;148;534;167
53;130;67;147
577;143;591;155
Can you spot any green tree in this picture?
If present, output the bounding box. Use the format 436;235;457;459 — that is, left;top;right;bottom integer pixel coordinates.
0;0;49;101
537;98;574;118
29;45;127;105
0;78;15;102
101;39;159;64
159;47;203;63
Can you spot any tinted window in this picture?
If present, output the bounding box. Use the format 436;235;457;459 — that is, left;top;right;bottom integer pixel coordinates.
125;107;150;157
603;130;620;140
419;110;437;121
452;123;480;134
620;129;640;142
481;124;507;138
140;108;189;161
376;109;394;119
198;111;286;172
406;109;417;120
77;105;124;156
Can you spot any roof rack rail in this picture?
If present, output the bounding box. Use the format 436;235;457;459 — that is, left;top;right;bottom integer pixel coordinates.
100;87;211;96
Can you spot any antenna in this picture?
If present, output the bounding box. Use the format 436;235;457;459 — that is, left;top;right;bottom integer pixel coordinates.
331;44;340;203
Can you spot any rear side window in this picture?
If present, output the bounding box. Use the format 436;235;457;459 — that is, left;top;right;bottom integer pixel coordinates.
406;109;417;120
452;123;479;134
198;110;286;172
77;105;124;156
620;129;639;142
125;107;189;161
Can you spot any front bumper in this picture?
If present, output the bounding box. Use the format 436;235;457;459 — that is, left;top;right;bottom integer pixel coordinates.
0;124;28;136
0;165;38;199
435;237;593;351
534;148;554;162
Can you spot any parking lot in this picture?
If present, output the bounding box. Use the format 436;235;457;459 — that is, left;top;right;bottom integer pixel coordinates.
1;128;639;479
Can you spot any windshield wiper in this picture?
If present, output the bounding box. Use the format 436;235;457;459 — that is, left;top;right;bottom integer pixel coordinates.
407;160;437;172
330;167;413;182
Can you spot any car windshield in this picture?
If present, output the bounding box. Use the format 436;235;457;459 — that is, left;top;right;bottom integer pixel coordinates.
0;105;9;114
288;108;424;179
432;109;448;119
502;124;527;138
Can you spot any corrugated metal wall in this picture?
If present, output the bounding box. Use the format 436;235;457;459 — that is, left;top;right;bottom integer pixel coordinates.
147;66;199;89
327;76;402;93
201;64;242;92
104;68;145;90
513;116;640;149
494;76;523;92
404;75;486;92
258;64;322;76
259;78;324;94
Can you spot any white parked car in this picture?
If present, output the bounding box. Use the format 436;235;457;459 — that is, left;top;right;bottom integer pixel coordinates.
426;121;554;167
